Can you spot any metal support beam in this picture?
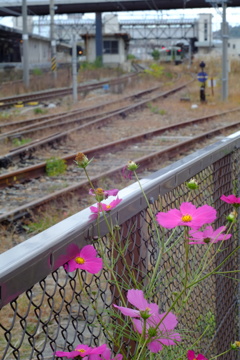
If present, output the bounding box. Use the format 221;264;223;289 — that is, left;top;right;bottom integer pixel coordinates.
95;12;103;64
22;0;29;88
221;0;228;100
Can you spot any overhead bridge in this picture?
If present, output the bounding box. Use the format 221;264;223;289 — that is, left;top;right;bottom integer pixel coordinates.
0;0;240;16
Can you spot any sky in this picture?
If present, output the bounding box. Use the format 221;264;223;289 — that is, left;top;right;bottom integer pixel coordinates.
0;5;239;32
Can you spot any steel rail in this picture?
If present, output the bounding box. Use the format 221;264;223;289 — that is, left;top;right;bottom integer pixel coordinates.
0;80;193;167
0;85;161;139
0;120;239;223
0;84;161;134
0;107;240;188
0;73;138;109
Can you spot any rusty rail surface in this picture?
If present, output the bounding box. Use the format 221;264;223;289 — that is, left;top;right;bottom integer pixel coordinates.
0;80;193;167
0;73;138;109
0;122;240;223
0;108;240;188
0;85;161;139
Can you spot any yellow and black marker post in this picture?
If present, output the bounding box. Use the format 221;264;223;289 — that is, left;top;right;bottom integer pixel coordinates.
51;57;57;73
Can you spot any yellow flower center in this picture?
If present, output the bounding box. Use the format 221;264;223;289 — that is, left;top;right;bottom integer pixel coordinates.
76;349;86;353
96;188;104;195
235;341;240;347
181;214;192;222
75;257;85;264
106;205;112;209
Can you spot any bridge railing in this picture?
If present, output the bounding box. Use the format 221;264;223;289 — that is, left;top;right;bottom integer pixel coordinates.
0;132;240;360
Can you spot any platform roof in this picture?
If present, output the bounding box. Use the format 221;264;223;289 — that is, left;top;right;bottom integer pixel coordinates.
0;0;240;17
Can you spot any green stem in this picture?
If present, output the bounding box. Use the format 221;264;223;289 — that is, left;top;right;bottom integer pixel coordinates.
77;269;84;294
111;229;140;289
91;302;128;360
188;245;240;288
184;227;190;293
209;348;231;360
134;338;149;360
133;171;166;295
83;168;95;191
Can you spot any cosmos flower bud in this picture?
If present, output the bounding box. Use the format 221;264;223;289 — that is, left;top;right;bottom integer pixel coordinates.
148;327;158;337
226;210;238;223
94;188;105;202
231;341;240;350
75;152;92;169
140;308;152;320
127;160;139;171
89;188;119;202
186;178;198;190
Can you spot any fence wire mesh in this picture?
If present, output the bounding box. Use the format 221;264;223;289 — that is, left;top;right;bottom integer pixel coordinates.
0;143;239;360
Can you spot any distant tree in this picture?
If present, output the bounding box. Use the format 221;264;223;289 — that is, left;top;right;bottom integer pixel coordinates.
151;49;160;61
229;25;240;37
214;25;240;38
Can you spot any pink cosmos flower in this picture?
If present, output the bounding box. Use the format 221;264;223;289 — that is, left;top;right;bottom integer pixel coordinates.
188;226;232;244
187;350;208;360
64;245;103;274
113;289;159;318
133;311;181;353
220;194;240;207
89;348;123;360
89;188;119;199
90;198;122;215
55;343;107;359
156;202;217;229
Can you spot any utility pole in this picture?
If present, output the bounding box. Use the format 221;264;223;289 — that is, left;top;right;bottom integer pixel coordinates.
188;40;192;68
50;0;57;81
72;33;78;103
95;12;103;65
22;0;29;88
221;0;228;100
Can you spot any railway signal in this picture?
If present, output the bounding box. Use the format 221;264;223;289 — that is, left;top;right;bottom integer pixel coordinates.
198;62;208;103
197;72;208;83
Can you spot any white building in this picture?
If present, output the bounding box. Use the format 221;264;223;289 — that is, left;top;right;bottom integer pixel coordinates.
228;38;240;58
194;14;214;54
81;14;130;67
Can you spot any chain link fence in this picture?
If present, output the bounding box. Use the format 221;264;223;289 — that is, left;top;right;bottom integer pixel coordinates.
0;133;239;360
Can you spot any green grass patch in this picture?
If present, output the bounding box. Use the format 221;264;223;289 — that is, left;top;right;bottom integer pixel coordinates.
45;157;67;177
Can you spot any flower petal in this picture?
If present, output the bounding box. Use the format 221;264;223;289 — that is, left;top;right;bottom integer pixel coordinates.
127;289;150;310
90;344;108;354
180;202;197;214
79;258;103;274
147;340;163;353
55;350;80;358
156;209;182;229
105;189;119;197
132;318;143;333
113;304;140;317
194;204;217;226
187;350;196;360
197;354;208;360
80;245;97;259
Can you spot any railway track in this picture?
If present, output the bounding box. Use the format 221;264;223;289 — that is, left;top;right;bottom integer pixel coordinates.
0;73;138;109
0;80;192;168
0;84;161;139
0;109;239;224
